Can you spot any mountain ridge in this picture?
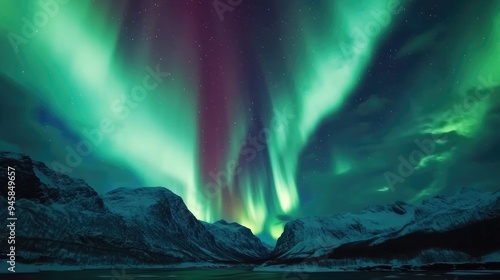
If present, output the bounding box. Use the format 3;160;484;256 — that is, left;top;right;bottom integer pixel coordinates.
0;151;270;267
266;186;500;270
1;150;499;271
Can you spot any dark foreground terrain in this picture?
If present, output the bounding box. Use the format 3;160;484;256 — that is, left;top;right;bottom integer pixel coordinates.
2;268;500;280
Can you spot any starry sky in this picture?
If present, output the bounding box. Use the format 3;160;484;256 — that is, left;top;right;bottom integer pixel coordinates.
0;0;499;244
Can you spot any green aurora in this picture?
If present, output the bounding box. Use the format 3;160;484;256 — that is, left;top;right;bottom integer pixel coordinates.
0;0;499;243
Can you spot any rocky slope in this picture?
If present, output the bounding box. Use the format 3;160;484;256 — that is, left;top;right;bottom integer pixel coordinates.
0;151;270;267
202;220;271;261
268;188;500;269
2;150;498;270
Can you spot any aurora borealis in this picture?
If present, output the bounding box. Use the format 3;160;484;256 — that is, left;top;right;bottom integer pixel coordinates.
0;0;499;244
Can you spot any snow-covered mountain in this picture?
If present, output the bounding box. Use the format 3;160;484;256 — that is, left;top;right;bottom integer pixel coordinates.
202;220;271;261
0;151;270;267
268;188;500;269
2;150;498;270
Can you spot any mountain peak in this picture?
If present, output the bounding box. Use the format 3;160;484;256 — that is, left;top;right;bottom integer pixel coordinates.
272;189;500;265
0;150;29;161
216;219;229;224
0;151;271;266
105;186;177;197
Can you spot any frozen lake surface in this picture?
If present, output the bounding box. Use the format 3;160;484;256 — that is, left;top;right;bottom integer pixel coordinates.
2;268;500;280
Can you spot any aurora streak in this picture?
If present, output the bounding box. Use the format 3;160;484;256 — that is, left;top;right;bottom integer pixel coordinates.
1;0;499;244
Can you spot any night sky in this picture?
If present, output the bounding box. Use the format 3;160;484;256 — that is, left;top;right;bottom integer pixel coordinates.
1;0;499;244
